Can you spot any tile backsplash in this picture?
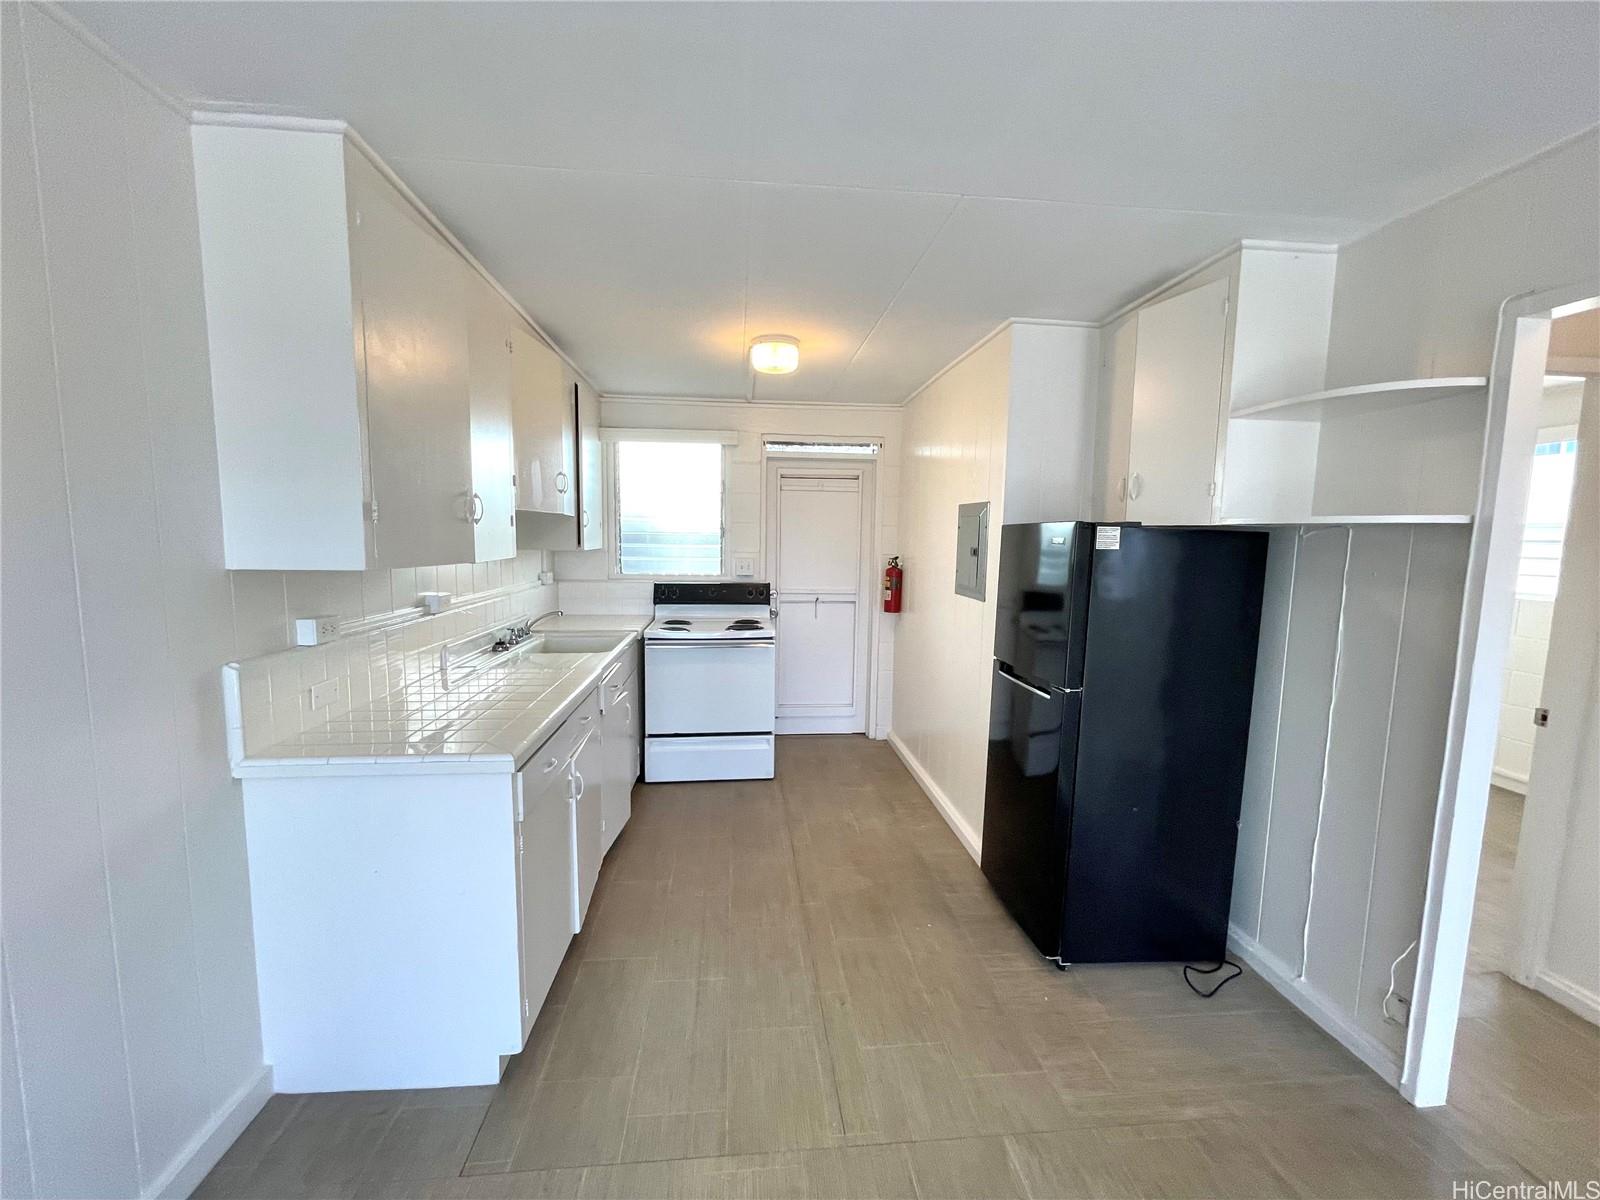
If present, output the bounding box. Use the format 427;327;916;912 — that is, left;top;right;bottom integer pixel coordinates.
230;550;557;756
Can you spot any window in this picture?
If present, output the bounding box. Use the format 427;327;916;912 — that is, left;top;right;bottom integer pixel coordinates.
1515;436;1579;599
764;439;881;457
613;440;724;576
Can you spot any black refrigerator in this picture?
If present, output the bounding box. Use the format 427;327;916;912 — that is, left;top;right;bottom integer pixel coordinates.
980;522;1268;965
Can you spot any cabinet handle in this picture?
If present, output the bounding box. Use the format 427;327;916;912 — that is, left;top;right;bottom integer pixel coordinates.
1128;472;1143;501
573;768;585;802
555;471;569;495
579;713;593;724
470;492;484;525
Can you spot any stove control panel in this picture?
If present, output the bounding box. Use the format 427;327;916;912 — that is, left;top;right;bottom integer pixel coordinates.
653;581;771;605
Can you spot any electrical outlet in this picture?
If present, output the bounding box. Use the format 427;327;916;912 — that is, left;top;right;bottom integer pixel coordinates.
293;614;340;646
308;676;341;712
733;556;756;577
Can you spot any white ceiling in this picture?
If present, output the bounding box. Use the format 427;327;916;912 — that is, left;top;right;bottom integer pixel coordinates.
67;2;1600;405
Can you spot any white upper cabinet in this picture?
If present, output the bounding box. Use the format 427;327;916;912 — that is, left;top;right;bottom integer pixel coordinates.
1098;244;1338;526
349;151;478;567
574;375;605;551
515;365;606;552
1125;278;1231;526
193;123;565;570
513;328;576;517
466;275;520;562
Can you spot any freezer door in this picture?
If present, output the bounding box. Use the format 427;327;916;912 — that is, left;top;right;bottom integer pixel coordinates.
991;522;1093;690
1062;525;1267;964
979;662;1082;959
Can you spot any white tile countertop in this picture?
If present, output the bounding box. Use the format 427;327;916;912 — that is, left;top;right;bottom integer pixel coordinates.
227;615;648;779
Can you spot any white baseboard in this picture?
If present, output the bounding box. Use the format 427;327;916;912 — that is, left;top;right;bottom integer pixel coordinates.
1534;969;1600;1026
1227;924;1404;1092
1490;768;1528;795
887;731;981;862
148;1064;273;1199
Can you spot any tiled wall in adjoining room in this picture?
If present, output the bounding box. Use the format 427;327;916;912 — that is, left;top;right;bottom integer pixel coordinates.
231;557;558;756
1495;596;1553;791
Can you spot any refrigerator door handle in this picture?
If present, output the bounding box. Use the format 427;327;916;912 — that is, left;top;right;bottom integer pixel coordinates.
995;665;1055;700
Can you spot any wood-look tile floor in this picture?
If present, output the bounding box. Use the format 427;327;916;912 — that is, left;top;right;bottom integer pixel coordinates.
198;739;1599;1199
1441;787;1600;1186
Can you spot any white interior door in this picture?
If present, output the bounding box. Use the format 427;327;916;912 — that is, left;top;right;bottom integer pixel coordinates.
769;467;871;733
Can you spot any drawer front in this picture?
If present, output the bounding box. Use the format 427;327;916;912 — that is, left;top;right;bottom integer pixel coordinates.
525;690;602;773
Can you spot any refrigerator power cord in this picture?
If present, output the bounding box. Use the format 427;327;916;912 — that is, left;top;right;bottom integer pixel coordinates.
1183;959;1243;998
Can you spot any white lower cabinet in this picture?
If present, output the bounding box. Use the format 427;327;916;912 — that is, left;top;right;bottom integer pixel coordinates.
571;724;605;932
600;656;640;853
241;648;640;1091
515;755;576;1043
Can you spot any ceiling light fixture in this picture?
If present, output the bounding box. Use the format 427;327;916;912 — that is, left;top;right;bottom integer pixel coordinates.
750;334;800;375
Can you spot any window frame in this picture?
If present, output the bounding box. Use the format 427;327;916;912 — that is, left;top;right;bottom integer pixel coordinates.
606;438;729;581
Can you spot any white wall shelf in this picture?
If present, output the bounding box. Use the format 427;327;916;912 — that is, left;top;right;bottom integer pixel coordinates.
1217;513;1473;527
1231;377;1488;421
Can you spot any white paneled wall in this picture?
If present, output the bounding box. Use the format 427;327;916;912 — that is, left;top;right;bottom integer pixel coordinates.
891;322;1097;856
1229;525;1472;1074
553;398;903;737
0;9;556;1196
890;332;1013;852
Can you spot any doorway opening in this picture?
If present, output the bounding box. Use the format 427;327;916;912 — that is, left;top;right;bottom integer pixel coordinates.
764;458;876;735
1405;287;1599;1168
1471;364;1587;982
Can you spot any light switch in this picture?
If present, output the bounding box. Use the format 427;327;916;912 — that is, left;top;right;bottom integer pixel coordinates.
733;556;756;577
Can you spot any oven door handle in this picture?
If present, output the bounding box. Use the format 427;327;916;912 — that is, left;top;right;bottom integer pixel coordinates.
646;640;774;649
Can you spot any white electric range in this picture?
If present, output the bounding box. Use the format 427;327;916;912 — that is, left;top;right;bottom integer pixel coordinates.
643;582;776;782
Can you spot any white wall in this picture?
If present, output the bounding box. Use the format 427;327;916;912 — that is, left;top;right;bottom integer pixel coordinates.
889;321;1097;854
1324;130;1600;388
891;331;1013;853
0;8;557;1196
553;398;903;735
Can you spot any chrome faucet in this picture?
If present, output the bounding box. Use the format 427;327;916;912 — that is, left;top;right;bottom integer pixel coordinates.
491;610;562;653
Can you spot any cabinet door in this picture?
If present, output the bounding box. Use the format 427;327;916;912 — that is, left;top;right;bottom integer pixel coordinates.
575;376;605;550
1126;277;1230;526
350;158;475;566
571;729;604;930
512;328;576;516
1098;315;1139;522
516;762;576;1042
467;278;518;562
601;675;635;854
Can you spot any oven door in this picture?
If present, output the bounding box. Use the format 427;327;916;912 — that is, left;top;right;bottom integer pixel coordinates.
644;640;776;735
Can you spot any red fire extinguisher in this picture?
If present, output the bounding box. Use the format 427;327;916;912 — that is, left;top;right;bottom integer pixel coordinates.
883;556;903;613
